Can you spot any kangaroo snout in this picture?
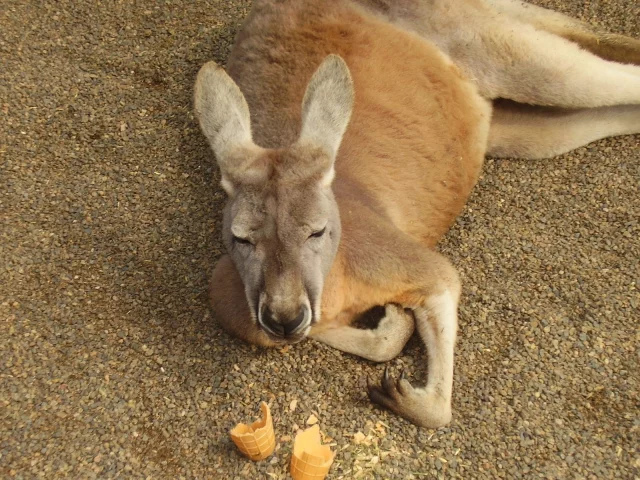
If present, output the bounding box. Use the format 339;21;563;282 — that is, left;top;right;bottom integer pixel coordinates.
258;301;311;339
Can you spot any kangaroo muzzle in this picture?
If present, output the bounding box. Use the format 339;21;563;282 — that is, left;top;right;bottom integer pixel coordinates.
258;294;312;340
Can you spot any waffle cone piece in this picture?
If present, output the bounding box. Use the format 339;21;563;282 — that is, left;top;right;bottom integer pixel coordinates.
229;402;276;461
290;425;335;480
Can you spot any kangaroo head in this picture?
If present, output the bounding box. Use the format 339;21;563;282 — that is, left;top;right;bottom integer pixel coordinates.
195;55;354;343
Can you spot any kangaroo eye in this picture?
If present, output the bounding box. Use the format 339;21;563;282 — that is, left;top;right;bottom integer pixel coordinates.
309;227;326;239
233;235;253;246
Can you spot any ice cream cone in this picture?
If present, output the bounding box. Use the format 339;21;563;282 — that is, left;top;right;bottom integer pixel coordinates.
229;401;276;461
290;425;335;480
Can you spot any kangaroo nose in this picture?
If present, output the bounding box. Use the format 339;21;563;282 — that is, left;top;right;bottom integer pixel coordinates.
261;307;284;336
284;308;307;336
261;306;308;337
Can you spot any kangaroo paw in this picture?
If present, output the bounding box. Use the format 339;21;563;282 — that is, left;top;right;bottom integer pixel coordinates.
368;367;452;428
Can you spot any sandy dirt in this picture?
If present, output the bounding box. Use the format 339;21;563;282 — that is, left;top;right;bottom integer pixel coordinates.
1;0;638;478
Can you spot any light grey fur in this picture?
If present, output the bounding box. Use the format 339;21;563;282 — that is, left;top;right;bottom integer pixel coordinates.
196;56;353;342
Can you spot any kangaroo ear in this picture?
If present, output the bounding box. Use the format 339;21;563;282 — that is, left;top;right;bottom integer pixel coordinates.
194;61;264;195
297;55;355;163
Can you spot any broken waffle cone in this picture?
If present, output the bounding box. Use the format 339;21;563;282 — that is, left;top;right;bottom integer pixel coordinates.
229;401;276;461
290;425;335;480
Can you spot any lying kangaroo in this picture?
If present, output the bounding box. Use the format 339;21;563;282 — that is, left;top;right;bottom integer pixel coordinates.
194;0;640;428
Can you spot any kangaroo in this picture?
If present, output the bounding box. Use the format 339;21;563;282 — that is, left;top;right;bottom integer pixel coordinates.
194;0;640;428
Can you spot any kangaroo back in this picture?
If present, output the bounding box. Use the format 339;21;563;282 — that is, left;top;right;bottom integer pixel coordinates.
201;0;640;429
226;0;491;245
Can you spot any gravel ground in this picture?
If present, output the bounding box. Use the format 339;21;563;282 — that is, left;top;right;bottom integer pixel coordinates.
1;0;638;478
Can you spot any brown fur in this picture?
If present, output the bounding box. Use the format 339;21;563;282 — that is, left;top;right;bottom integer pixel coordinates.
229;1;490;246
211;0;488;338
549;31;639;66
482;0;640;66
200;0;640;427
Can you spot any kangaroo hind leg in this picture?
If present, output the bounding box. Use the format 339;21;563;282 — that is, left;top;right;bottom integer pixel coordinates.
488;100;640;159
485;0;640;66
473;21;640;108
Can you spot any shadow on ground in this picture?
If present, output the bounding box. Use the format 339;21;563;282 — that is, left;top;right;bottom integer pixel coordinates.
1;0;638;478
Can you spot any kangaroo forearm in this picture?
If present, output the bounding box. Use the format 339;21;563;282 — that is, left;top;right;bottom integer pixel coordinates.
209;255;279;348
